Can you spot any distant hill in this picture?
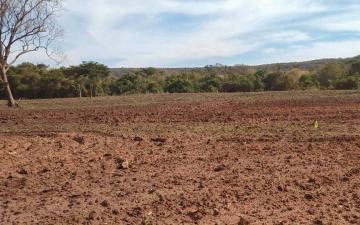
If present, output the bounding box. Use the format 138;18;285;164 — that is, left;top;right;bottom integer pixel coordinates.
110;55;360;78
253;55;360;71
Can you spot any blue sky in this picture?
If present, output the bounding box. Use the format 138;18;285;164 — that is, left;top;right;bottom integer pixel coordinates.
22;0;360;67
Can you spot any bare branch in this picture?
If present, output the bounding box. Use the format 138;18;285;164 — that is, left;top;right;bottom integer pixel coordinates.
0;0;63;66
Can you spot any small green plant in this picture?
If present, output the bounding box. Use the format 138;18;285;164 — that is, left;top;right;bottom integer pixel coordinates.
313;120;319;129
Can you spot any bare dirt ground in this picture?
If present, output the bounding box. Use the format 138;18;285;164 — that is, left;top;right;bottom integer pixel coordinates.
0;91;360;225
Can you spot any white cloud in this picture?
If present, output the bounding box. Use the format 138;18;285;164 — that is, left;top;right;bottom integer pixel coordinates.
17;0;360;67
253;40;360;65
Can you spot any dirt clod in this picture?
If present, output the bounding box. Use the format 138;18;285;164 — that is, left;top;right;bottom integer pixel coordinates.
134;136;144;141
39;167;50;174
103;153;112;160
127;207;142;217
213;164;226;172
17;168;28;175
277;186;285;192
187;210;203;221
238;216;250;225
151;137;167;143
115;158;129;170
86;210;96;220
308;177;316;183
313;219;324;225
73;135;85;144
305;194;314;200
148;188;156;194
100;200;109;208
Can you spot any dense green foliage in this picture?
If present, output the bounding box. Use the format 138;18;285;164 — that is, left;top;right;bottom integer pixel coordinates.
1;60;360;99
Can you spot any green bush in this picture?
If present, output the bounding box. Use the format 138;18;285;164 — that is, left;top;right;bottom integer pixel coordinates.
263;72;286;91
198;75;222;92
350;61;360;75
299;74;319;90
165;75;195;93
111;74;139;95
318;63;347;88
220;75;255;92
146;80;164;93
334;76;360;90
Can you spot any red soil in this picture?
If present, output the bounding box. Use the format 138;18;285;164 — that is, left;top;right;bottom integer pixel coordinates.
1;94;360;224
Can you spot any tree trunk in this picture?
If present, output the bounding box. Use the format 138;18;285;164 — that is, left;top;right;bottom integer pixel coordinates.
0;66;17;107
78;84;82;98
90;84;93;98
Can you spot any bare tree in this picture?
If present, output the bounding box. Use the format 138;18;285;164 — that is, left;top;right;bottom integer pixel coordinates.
0;0;62;107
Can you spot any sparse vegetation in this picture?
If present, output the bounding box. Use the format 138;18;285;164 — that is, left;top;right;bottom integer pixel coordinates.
1;56;360;100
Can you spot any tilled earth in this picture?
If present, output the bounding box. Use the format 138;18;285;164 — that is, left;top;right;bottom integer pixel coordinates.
0;93;360;225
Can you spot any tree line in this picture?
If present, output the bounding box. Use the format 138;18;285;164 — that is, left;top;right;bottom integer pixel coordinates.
1;60;360;99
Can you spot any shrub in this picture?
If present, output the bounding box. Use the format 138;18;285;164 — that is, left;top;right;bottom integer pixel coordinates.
318;63;347;88
165;75;195;93
299;74;319;90
334;76;360;90
263;72;286;91
220;75;255;92
198;75;222;92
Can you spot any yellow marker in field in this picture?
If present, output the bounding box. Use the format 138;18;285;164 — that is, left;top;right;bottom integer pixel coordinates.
313;120;319;129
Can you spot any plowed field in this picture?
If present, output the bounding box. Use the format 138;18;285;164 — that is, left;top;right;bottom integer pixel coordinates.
1;91;360;225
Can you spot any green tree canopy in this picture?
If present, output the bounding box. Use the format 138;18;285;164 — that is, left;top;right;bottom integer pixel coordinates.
318;63;347;88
